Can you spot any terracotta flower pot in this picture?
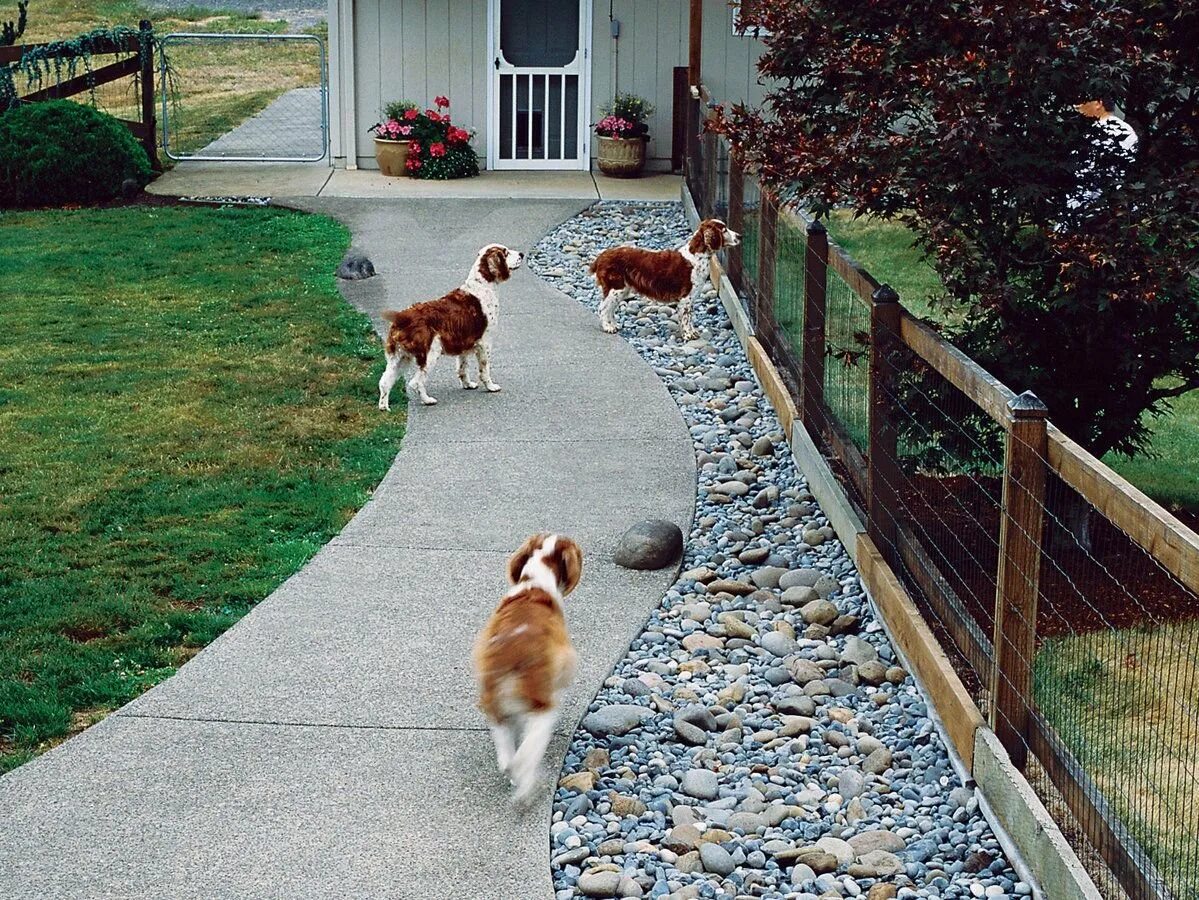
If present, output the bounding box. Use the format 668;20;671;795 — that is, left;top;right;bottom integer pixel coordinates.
597;135;647;178
374;138;412;177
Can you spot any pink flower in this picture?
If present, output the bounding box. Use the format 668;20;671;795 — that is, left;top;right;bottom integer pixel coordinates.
434;95;450;108
430;142;446;157
403;108;419;120
397;124;412;136
410;141;422;155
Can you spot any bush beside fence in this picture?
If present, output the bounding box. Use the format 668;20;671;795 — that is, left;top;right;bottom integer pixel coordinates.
686;90;1199;900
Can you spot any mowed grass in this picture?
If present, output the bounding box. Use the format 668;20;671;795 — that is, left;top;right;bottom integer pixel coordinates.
0;205;404;772
20;0;325;158
1036;626;1199;897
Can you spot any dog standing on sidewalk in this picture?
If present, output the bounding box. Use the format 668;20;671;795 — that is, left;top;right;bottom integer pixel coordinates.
473;534;583;802
378;244;523;408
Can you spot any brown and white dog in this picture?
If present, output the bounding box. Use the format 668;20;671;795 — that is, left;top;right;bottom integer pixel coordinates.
590;218;740;341
473;533;583;801
378;244;524;409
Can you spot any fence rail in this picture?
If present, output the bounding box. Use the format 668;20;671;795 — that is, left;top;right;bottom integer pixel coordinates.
1;21;159;169
686;93;1199;900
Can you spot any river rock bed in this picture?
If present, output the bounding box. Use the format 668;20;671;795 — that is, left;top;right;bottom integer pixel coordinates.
528;202;1025;900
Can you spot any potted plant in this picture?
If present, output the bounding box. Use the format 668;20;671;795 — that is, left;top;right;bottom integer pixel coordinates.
403;95;480;180
369;100;419;176
595;93;654;178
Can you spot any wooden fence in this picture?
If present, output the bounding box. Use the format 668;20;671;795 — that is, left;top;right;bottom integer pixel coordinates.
685;89;1199;900
0;20;159;170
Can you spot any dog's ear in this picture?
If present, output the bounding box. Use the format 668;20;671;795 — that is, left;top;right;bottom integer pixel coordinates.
688;220;723;255
555;537;584;597
507;533;546;584
480;246;510;283
704;220;725;252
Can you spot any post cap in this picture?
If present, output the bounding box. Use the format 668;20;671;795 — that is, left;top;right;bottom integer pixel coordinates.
807;219;827;236
872;283;899;304
1008;390;1048;418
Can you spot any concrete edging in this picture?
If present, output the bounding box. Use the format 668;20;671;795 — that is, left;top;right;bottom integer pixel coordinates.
678;178;1102;900
975;729;1103;900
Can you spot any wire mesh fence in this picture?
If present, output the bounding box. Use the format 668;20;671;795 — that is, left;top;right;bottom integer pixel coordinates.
686;117;1199;900
160;32;327;161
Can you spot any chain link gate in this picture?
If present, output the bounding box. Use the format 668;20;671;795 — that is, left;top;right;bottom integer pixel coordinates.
160;32;328;162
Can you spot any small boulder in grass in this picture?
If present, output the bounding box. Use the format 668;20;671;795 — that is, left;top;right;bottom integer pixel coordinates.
613;519;683;569
337;252;376;280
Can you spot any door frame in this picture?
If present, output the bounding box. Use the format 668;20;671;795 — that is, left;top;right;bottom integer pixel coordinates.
485;0;593;171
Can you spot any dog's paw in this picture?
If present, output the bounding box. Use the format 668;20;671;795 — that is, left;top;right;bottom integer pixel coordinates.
378;399;390;411
601;321;619;334
682;329;700;341
461;380;479;390
484;383;502;394
420;396;439;406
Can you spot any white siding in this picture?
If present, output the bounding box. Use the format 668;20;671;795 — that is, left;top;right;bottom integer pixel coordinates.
340;0;765;169
699;0;767;111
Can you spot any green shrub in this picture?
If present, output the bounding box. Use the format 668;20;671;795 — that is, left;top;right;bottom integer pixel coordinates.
0;100;151;208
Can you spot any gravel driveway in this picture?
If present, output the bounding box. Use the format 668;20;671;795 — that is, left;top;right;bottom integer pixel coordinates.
149;0;325;30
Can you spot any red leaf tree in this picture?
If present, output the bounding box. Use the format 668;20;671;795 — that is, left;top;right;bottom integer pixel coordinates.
714;0;1199;460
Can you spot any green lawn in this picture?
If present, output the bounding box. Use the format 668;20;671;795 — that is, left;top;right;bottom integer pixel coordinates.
0;205;404;772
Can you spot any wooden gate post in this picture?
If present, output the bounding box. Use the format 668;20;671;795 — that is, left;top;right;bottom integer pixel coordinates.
801;220;828;426
138;20;159;171
727;154;744;290
757;189;778;330
868;284;902;560
992;390;1048;770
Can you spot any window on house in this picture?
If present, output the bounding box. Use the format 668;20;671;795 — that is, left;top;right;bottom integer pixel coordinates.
732;0;771;37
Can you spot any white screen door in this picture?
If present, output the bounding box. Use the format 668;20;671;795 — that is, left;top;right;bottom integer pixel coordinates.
488;0;591;170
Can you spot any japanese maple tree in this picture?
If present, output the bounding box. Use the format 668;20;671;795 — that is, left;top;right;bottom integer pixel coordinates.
715;0;1199;460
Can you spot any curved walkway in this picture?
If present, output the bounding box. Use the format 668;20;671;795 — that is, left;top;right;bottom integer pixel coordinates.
0;199;696;899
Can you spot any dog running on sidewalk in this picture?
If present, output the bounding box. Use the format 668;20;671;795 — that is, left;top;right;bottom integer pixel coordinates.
473;534;583;802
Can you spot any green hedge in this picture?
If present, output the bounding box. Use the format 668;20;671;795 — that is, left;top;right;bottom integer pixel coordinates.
0;100;151;208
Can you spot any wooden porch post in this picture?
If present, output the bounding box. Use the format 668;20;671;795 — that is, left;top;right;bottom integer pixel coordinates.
689;0;702;88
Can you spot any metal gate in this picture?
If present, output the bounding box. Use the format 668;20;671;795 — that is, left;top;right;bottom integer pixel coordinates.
160;32;328;162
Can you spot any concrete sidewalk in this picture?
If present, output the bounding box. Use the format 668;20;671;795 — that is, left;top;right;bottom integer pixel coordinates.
147;158;683;201
0;200;695;898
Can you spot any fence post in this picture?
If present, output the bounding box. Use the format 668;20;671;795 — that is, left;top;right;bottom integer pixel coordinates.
868;284;902;561
757;189;778;331
727;153;744;290
801;220;828;426
992;390;1048;770
138;20;159;171
703;126;718;219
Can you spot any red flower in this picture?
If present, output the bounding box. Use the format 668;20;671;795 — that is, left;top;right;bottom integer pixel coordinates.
447;127;468;144
430;142;447;157
409;141;421;154
426;109;441;122
406;156;421;171
434;95;450;108
403;108;419;120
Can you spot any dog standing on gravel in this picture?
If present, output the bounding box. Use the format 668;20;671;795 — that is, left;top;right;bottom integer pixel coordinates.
473;534;583;802
377;244;524;408
590;218;740;341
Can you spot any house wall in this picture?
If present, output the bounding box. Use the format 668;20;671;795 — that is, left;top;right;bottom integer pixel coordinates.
336;0;765;170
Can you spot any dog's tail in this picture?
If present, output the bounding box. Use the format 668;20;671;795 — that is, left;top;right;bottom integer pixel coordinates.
382;309;404;326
